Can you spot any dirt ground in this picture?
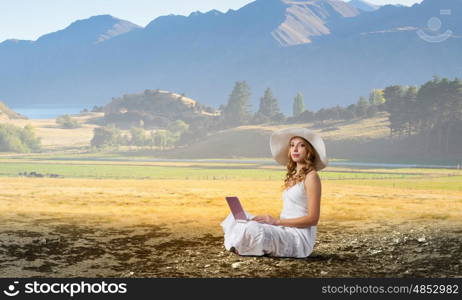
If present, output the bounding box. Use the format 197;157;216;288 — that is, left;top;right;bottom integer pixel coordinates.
0;177;460;278
1;218;460;278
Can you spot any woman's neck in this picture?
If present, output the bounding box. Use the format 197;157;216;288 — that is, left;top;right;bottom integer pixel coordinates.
296;163;306;172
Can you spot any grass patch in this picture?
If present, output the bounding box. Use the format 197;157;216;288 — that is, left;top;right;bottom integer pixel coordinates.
0;161;424;180
339;176;462;191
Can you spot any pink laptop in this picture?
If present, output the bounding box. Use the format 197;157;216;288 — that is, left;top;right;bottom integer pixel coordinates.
225;196;249;223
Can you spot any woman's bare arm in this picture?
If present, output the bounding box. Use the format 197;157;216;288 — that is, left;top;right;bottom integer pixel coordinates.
253;171;321;228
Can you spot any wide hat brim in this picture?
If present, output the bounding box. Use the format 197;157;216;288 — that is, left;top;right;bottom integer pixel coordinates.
270;127;328;170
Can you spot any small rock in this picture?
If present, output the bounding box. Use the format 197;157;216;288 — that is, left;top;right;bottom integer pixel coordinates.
370;249;382;255
417;237;426;243
204;264;211;268
320;271;328;276
232;262;244;269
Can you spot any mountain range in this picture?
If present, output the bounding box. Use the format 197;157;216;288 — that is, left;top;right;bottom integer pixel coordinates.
0;0;461;115
348;0;381;11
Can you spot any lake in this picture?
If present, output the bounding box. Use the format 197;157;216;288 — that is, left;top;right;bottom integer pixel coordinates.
13;108;83;119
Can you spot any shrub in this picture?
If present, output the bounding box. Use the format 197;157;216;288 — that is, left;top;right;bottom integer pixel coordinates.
0;124;41;153
56;114;80;129
90;126;123;148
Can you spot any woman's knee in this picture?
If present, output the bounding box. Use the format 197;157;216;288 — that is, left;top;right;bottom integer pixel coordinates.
243;221;264;239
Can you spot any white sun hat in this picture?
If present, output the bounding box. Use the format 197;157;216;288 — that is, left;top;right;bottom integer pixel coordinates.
270;127;328;171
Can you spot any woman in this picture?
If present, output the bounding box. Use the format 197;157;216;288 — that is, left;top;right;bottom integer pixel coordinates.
220;127;328;258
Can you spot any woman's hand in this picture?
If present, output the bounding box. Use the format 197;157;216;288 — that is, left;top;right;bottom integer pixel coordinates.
252;215;280;225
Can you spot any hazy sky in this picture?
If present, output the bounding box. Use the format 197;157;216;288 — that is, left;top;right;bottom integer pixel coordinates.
0;0;424;43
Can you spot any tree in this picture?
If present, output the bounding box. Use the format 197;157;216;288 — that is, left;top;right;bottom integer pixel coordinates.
0;124;41;153
252;112;271;124
168;120;189;135
21;124;41;152
257;88;280;118
90;126;123;148
176;121;208;146
56;114;80;129
296;110;315;123
366;105;378;118
369;89;385;105
293;92;305;117
383;85;407;139
91;106;104;112
151;130;177;150
402;86;418;136
130;127;146;146
223;81;252;127
271;112;286;123
342;108;356;121
355;96;369;118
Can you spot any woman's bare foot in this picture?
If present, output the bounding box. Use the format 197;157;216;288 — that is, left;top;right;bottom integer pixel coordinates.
230;247;239;255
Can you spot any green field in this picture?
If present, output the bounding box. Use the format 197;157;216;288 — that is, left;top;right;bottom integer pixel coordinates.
340;175;462;191
0;160;441;181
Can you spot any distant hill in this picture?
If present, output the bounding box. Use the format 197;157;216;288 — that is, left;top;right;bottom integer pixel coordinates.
102;89;218;129
0;101;27;120
144;111;461;163
347;0;380;12
35;14;141;46
145;112;391;159
1;0;461;114
270;0;359;46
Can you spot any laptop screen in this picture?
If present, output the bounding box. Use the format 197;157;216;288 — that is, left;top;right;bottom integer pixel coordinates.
225;196;247;221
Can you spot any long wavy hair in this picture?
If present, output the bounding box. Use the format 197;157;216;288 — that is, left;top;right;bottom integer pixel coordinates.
283;136;318;190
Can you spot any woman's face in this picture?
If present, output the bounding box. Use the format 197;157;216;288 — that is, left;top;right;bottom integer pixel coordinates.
289;137;308;164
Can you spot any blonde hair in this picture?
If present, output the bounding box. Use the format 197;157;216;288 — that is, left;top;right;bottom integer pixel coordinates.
282;136;317;190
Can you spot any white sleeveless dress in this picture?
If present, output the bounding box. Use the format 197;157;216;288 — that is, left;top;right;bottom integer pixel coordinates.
220;181;317;258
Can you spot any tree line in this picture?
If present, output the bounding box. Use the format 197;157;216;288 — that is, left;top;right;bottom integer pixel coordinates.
218;81;385;129
88;81;389;149
90;120;189;150
3;76;457;155
382;76;462;155
163;81;386;147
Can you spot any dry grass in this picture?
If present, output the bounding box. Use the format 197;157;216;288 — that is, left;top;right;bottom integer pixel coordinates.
3;113;103;149
238;112;390;141
0;177;460;237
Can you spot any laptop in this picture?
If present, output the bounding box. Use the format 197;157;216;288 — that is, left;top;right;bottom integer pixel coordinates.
225;196;250;223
